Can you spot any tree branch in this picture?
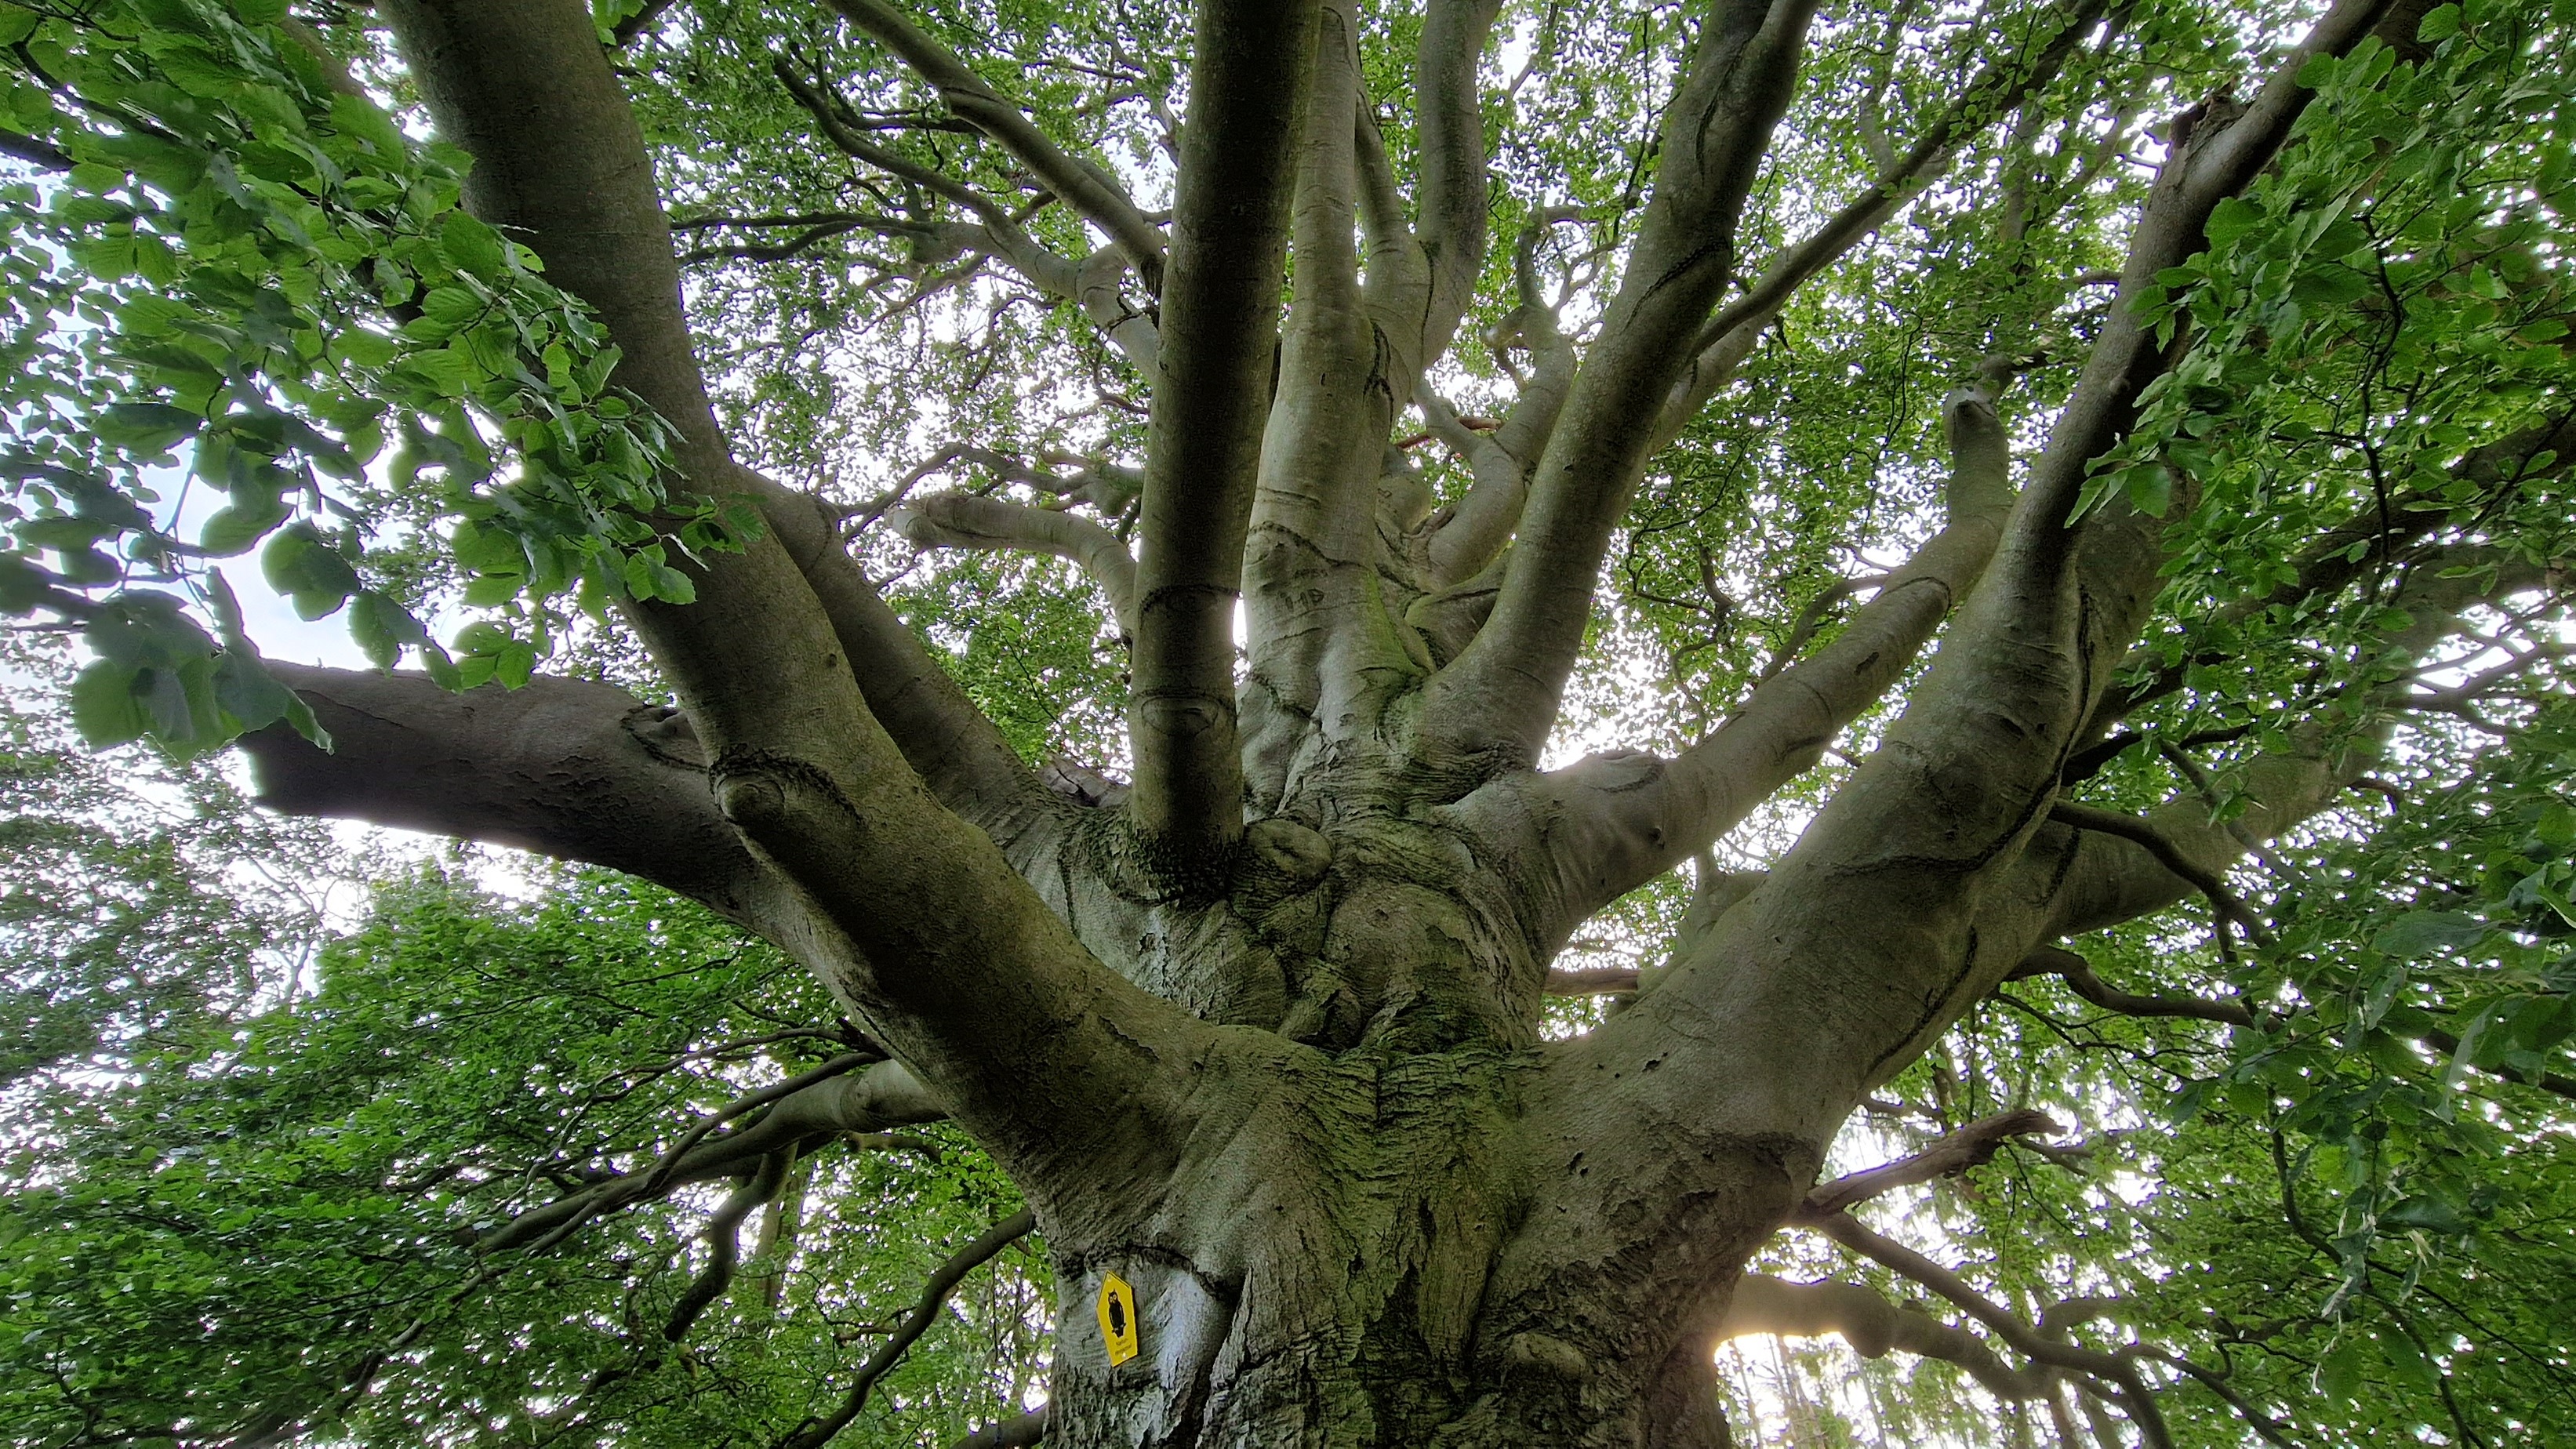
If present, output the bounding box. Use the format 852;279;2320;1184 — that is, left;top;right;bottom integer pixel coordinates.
823;0;1165;289
1655;0;2111;451
2042;553;2552;943
1412;0;1506;370
2046;801;2272;949
1239;3;1418;816
779;1207;1039;1449
1415;0;1822;772
950;1407;1050;1449
675;214;873;265
1805;1211;2175;1448
479;1056;946;1256
1562;0;2403;1160
237;665;768;917
2419;1026;2576;1102
2090;409;2576;732
1420;212;1582;587
1717;1275;2051;1401
1484;380;2018;940
740;467;1050;838
889;490;1139;634
0;126;72;171
1545;966;1641;997
1793;1108;2062;1220
663;1147;793;1341
383;0;1202;1188
2007;945;2255;1026
1125;0;1321;875
769;60;1095;305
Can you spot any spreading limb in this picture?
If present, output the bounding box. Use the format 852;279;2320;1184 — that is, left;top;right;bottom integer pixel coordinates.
237;666;768;923
480;1058;946;1256
1410;0;1506;369
1654;0;2112;452
1717;1275;2050;1401
1415;0;1821;772
1239;4;1420;814
823;0;1165;288
1125;0;1321;873
663;1148;794;1341
382;0;1210;1194
1807;1211;2174;1447
1486;380;2018;942
889;491;1139;634
1795;1109;2062;1220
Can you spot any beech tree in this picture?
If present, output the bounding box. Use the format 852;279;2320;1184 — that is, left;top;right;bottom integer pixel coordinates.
3;0;2573;1444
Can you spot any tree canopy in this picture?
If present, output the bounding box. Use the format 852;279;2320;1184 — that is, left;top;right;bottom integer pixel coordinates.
2;0;2574;1444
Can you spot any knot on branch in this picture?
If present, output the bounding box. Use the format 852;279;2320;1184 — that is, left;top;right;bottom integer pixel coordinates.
710;746;866;851
1236;815;1333;907
1499;1330;1593;1382
1131;688;1236;741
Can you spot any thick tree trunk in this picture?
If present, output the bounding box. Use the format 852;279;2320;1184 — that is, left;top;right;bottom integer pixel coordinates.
978;826;1800;1449
1027;1015;1775;1449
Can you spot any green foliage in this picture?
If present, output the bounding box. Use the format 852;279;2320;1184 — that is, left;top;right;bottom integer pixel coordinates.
1;735;1044;1444
0;0;740;757
2;0;2571;1444
894;552;1128;765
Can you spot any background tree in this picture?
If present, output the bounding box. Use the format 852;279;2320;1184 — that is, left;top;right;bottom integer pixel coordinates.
2;0;2573;1445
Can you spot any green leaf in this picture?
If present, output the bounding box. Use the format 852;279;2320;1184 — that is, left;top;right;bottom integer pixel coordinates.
2206;197;2265;246
260;524;360;617
2318;1336;2367;1400
419;284;484;327
2536;801;2575;846
0;553;52;614
328;92;409;158
2378;1329;2440;1390
623;548;695;604
451;619;514;656
346;590;427;670
210;648;299;732
2373;911;2485;959
198;496;292;557
2292;265;2371;307
2123;463;2173;518
439;211;507;281
96;402;204;455
19;517;116;554
418;640;463;692
67;659;151;746
460;572;525;607
395;347;472;397
336;328;401;368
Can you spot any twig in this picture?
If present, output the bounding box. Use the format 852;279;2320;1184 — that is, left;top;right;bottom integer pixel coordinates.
779;1208;1039;1449
2008;946;2257;1027
2049;801;2275;951
2127;1346;2301;1448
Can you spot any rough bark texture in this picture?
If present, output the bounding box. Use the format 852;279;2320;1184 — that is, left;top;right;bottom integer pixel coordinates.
232;0;2546;1443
